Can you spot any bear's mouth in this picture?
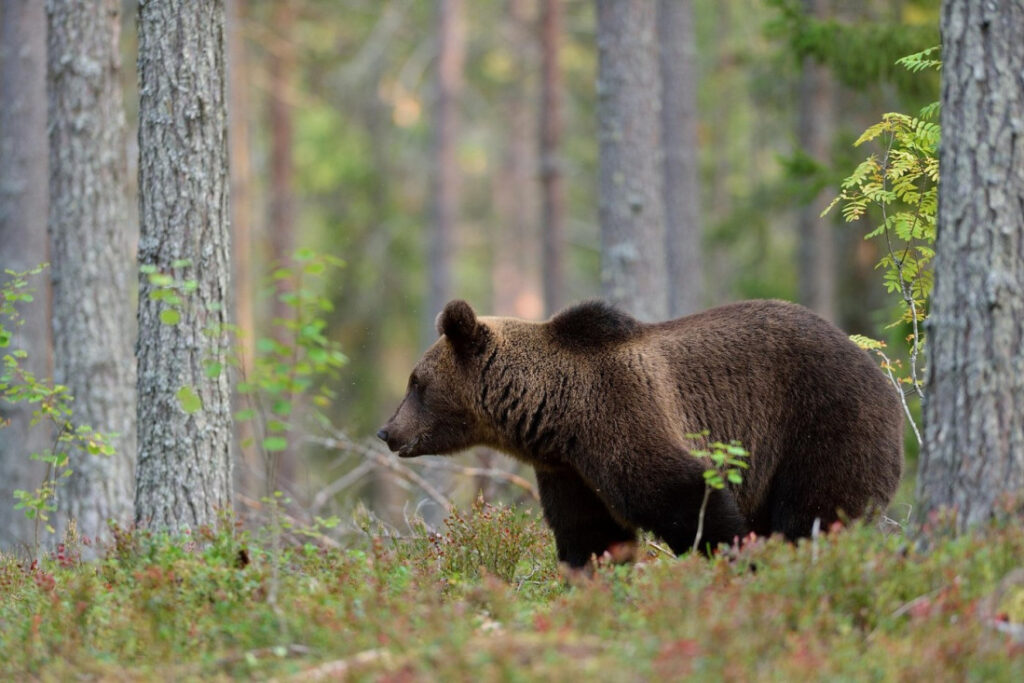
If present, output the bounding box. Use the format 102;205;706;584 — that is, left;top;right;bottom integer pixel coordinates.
397;435;423;458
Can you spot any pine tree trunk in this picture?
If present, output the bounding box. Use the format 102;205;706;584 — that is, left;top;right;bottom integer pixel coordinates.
658;0;703;318
135;0;233;532
46;0;136;542
539;0;566;316
0;0;50;548
596;0;667;322
918;0;1024;528
266;0;299;497
425;0;464;346
796;0;836;322
225;0;260;500
493;0;537;318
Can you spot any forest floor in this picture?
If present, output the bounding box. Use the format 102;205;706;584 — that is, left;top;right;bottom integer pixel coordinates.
1;498;1022;681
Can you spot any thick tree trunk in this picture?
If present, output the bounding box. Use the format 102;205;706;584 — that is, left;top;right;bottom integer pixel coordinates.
539;0;565;316
918;0;1024;529
658;0;703;318
135;0;233;532
425;0;464;346
0;0;50;548
46;0;136;542
796;0;836;322
596;0;667;322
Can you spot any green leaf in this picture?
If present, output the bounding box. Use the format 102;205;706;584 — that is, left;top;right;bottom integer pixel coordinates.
262;436;288;452
160;309;180;325
176;385;202;414
204;361;223;378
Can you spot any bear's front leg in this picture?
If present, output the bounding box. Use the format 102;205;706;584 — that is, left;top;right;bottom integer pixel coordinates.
535;465;637;569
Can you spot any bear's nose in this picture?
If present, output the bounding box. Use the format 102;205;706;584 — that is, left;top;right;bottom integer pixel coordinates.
376;428;389;442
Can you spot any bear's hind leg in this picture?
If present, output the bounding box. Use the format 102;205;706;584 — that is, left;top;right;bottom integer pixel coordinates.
535;466;637;569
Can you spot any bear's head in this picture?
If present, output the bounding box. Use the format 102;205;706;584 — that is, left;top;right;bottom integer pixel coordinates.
377;300;495;457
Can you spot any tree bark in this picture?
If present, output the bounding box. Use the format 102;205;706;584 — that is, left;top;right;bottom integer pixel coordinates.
596;0;667;322
0;0;50;548
425;0;464;346
796;0;836;322
46;0;137;543
135;0;233;532
918;0;1024;529
658;0;703;318
539;0;565;316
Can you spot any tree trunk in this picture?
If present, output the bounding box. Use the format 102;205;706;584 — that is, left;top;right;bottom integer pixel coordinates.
266;0;299;497
46;0;136;543
796;0;836;322
918;0;1024;529
596;0;667;322
135;0;233;532
658;0;703;318
425;0;464;346
492;0;538;318
225;0;260;500
0;0;50;548
539;0;565;316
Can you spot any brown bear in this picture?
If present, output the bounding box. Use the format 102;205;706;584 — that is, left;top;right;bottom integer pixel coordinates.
377;299;904;568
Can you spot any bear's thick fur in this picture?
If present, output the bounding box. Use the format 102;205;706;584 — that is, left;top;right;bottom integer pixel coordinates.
378;299;904;568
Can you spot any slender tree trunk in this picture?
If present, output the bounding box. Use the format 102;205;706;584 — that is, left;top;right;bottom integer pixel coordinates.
225;0;260;500
135;0;233;532
493;0;538;318
539;0;565;316
659;0;703;318
425;0;464;346
226;0;255;382
918;0;1024;529
596;0;667;322
0;0;50;548
796;0;836;322
46;0;136;543
266;0;300;496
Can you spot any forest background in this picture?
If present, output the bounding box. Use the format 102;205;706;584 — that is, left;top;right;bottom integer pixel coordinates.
1;0;939;542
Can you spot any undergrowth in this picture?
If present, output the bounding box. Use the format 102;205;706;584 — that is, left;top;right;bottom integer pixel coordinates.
1;501;1021;680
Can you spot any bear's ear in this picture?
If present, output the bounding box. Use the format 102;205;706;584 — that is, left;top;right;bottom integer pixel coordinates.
436;299;486;356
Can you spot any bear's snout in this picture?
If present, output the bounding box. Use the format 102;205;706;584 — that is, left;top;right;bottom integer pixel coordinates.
376;428;389;443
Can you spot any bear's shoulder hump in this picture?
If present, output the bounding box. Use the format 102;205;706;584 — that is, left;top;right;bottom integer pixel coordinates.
546;301;641;349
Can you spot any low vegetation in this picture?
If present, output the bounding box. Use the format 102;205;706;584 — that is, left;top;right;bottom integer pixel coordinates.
1;499;1021;680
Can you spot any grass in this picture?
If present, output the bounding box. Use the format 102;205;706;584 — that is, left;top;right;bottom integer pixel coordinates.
1;499;1022;681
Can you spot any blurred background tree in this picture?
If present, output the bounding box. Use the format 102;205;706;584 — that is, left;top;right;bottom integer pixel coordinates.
0;0;941;539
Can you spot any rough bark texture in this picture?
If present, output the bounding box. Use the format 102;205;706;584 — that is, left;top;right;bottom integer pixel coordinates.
539;0;565;316
658;0;703;318
796;0;836;322
0;0;50;548
918;0;1024;529
596;0;667;322
135;0;233;531
46;0;137;542
425;0;464;347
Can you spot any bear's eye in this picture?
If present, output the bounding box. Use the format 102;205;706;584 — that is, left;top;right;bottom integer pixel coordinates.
409;374;422;391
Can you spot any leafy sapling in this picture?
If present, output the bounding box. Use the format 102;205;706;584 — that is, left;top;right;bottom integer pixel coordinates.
687;433;749;553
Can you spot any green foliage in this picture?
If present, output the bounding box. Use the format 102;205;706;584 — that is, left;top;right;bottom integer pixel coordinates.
688;435;750;490
826;47;940;420
1;266;115;543
237;248;348;464
766;0;939;93
2;506;1022;679
428;496;555;585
